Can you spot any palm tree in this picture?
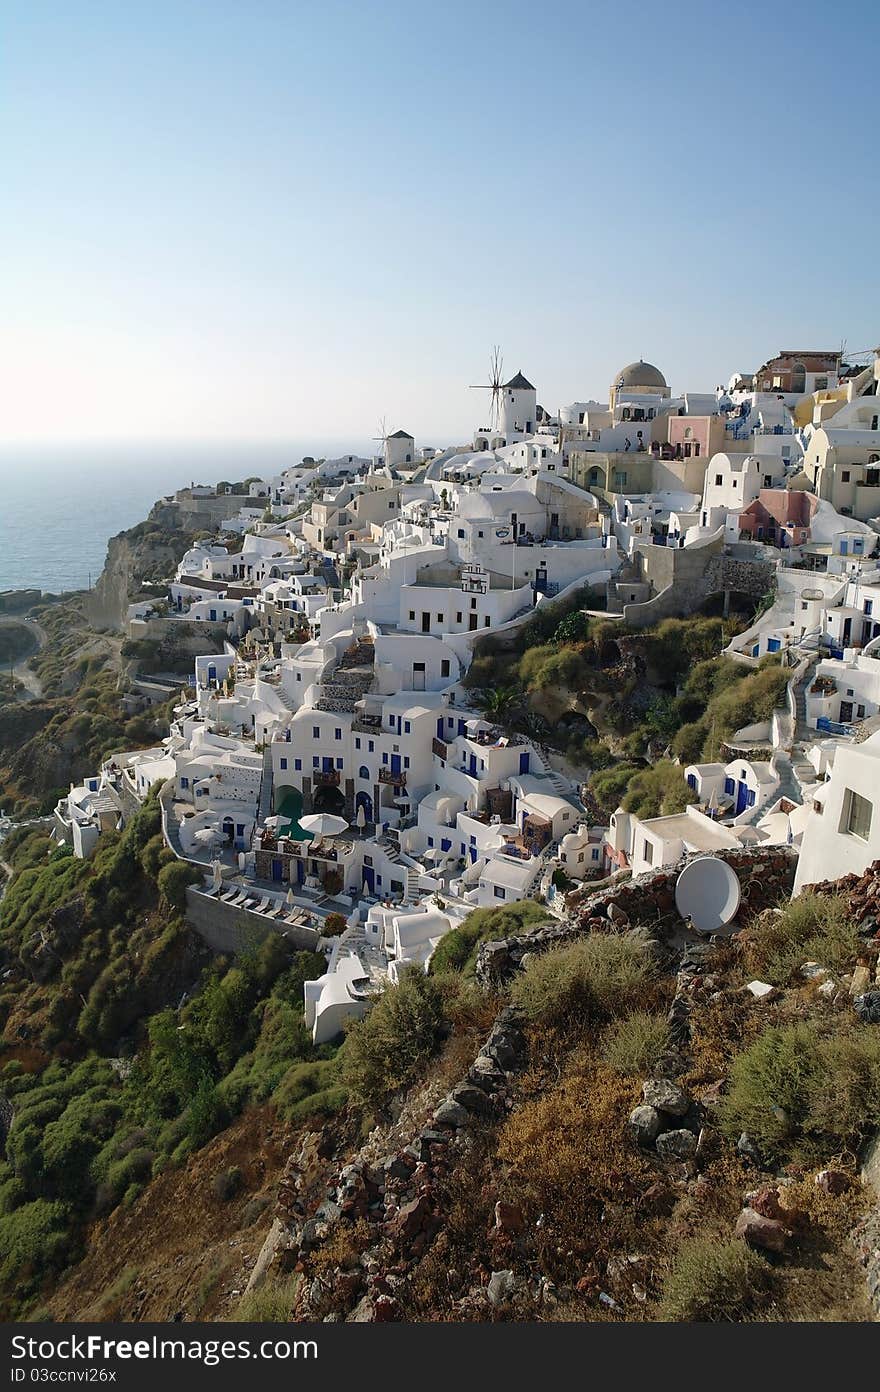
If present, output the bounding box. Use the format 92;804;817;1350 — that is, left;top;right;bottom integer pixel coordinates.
480;684;521;722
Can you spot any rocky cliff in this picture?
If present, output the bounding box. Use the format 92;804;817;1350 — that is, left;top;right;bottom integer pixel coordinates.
86;503;203;632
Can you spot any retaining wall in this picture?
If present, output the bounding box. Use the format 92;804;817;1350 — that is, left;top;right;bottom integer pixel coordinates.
185;886;321;955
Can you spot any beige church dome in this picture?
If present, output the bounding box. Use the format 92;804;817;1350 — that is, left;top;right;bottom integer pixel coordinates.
613;359;668;392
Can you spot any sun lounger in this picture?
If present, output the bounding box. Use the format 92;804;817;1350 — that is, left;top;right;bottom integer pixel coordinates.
255;896;271;913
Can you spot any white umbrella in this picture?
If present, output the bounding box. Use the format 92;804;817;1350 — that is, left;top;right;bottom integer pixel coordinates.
300;813;348;838
356;803;367;831
286;887;295;907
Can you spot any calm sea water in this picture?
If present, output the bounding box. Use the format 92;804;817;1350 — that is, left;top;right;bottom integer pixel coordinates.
0;440;369;595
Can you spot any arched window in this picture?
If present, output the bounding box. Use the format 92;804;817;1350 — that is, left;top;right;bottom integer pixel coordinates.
684;426;692;439
358;765;370;780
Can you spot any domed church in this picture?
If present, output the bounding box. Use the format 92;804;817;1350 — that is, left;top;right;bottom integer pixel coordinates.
610;359;670;408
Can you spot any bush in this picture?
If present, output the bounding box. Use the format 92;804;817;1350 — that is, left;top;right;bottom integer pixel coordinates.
745;893;860;985
321;912;347;938
622;761;694;819
660;1237;772;1322
156;860;203;913
234;1274;299;1322
511;935;657;1030
430;901;548;977
212;1166;243;1202
339;967;445;1106
720;1020;880;1162
601;1011;670;1074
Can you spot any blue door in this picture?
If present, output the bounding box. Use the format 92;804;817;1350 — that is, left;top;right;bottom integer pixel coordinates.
391;754;401;776
469;754;477;776
322;756;333;771
362;866;375;893
736;781;750;815
519;752;530;774
767;638;781;653
209;609;217;621
272;858;283;882
437;718;444;738
296;859;305;885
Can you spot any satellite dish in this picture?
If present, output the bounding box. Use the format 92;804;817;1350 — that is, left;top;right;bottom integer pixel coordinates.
675;856;740;934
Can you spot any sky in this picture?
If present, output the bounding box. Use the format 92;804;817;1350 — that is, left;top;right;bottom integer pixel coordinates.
2;0;879;448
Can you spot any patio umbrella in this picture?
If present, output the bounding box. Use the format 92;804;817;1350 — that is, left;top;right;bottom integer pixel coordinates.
356;803;367;831
300;813;348;838
286;887;295;907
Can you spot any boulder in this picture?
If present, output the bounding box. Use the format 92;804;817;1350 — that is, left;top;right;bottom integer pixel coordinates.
642;1078;690;1118
848;964;872;997
452;1083;494;1116
487;1269;516;1306
494;1200;526;1236
655;1129;698;1162
814;1169;851;1196
628;1105;662;1147
433;1098;470;1129
735;1206;788;1252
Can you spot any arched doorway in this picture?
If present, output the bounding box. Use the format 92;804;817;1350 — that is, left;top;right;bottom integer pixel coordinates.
355;790;373;823
222;816;234;843
313;783;345;815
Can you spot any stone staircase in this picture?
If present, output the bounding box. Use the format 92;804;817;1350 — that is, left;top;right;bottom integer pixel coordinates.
258;742;274;824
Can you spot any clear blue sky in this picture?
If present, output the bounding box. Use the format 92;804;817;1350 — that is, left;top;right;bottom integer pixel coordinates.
2;0;878;446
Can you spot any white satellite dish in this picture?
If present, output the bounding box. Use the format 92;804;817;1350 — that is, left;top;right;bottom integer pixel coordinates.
675;856;741;934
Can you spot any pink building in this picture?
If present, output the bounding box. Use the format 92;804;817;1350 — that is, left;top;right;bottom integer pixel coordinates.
737;488;817;548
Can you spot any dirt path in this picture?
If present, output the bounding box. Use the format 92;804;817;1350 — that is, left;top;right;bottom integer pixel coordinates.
0;616;48;701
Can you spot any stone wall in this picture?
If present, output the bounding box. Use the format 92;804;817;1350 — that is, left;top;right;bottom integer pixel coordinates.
475;846;798;985
184;886;320;955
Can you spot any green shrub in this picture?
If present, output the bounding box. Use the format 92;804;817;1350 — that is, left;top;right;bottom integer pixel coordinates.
511;935;657;1029
430;901;548;976
601;1011;670;1074
622;760;694;819
746;894;860;985
720;1020;880;1162
339;967;445;1106
212;1166;243;1202
156;860;203;913
660;1237;772;1322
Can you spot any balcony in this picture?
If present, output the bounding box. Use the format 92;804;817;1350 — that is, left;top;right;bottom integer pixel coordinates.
432;737;449;759
314;768;341;787
378;768;407;786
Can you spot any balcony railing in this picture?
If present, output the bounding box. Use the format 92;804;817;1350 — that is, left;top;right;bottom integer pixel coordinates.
378;768;406;786
432;737;449;759
314;768;341;787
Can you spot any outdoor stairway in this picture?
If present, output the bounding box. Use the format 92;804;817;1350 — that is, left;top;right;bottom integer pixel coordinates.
258;742;274;824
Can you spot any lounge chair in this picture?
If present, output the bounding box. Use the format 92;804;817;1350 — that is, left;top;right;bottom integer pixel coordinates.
255;896;271;913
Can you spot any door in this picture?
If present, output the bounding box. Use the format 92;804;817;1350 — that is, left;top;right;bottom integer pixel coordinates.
391;754;402;777
469;614;478;631
412;663;425;691
421;612;431;633
767;638;781;653
468;753;477;776
272;858;283;882
735;781;750;815
519;751;530;775
840;701;854;723
362;866;375;894
296;858;305;884
843;618;852;644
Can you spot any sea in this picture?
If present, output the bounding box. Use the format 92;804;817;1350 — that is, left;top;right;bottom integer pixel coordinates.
0;440;371;595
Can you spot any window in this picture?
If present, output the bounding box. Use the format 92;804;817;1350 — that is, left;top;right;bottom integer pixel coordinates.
842;471;851;483
294;758;302;771
359;765;369;779
493;886;506;900
404;720;411;734
312;726;320;739
842;789;872;841
471;598;477;609
336;757;343;769
456;612;462;623
334;728;342;740
409;610;415;621
279;757;287;770
642;839;654;865
441;659;450;678
715;474;722;486
866;601;873;616
478;530;484;538
437;613;443;623
457;529;464;538
355;737;361;749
